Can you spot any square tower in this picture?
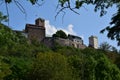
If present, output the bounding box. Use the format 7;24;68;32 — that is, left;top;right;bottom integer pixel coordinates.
35;18;45;27
89;35;98;49
25;18;45;42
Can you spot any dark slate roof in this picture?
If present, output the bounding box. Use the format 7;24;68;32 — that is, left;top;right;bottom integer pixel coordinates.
68;34;82;40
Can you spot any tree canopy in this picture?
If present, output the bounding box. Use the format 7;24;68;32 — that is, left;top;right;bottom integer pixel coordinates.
0;24;120;80
0;12;8;23
52;30;68;39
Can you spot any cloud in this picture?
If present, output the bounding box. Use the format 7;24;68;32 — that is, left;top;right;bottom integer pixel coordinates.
62;24;77;35
45;20;77;37
45;20;57;37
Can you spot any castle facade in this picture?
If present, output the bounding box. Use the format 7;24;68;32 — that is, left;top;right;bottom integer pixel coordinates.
15;18;98;49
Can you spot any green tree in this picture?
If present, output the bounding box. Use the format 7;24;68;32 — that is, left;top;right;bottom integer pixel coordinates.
100;8;120;46
95;56;120;80
0;24;29;56
82;48;120;80
0;56;11;80
67;55;84;80
0;12;8;23
53;30;68;39
99;42;112;52
27;53;73;80
111;46;118;53
4;57;32;80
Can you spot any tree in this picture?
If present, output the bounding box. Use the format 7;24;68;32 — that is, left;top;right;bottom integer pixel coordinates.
4;0;41;4
0;12;8;23
95;56;120;80
82;48;120;80
52;30;68;39
27;53;73;80
68;56;81;80
111;46;118;53
0;56;12;80
4;57;32;80
99;42;112;51
101;8;120;45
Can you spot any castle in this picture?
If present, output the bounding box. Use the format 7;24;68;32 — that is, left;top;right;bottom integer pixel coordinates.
15;18;98;49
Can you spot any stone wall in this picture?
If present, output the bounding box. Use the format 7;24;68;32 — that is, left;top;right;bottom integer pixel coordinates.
27;27;45;42
25;18;45;42
42;37;86;49
42;37;54;48
54;38;71;46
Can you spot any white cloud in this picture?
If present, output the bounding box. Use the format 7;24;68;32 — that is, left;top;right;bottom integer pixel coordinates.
45;20;57;37
45;20;80;37
62;24;77;35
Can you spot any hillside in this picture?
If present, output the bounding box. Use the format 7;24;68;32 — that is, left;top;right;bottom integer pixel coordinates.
0;24;120;80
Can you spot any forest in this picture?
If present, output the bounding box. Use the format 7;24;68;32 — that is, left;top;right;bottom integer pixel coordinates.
0;23;120;80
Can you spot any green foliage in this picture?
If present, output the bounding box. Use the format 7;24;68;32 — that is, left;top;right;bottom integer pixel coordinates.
95;56;120;80
99;42;112;51
5;0;12;3
4;57;32;80
0;24;29;56
68;55;83;80
82;48;120;80
0;23;120;80
101;8;120;45
75;0;84;9
29;0;38;4
4;0;43;5
0;12;8;23
27;53;73;80
0;56;12;80
53;30;68;39
57;0;117;16
59;0;69;7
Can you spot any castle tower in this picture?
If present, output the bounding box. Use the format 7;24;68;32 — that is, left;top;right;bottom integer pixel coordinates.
35;18;45;27
89;35;98;49
25;18;45;42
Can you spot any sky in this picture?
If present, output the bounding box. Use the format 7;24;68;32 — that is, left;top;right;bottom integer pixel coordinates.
0;0;119;49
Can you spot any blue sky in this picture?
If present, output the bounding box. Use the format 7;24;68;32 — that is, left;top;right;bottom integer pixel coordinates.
0;0;119;49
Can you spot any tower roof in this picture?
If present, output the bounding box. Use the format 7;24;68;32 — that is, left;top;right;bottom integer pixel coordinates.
89;35;98;39
35;17;45;22
68;34;82;40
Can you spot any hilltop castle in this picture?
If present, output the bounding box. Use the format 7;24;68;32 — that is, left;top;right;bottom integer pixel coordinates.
16;18;98;49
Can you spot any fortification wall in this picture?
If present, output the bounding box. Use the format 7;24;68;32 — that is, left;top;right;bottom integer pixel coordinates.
42;37;86;49
27;28;45;42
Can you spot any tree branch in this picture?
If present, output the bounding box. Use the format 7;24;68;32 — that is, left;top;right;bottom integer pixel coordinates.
0;0;4;6
55;0;80;20
13;0;26;14
55;6;68;20
36;1;45;6
5;3;9;26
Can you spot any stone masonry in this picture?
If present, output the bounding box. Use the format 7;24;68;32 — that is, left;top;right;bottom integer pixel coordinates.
14;18;98;49
25;18;45;42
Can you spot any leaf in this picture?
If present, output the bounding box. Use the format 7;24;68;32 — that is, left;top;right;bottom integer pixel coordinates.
29;0;38;5
100;29;105;33
59;0;68;7
75;1;84;9
106;26;110;31
5;0;12;3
